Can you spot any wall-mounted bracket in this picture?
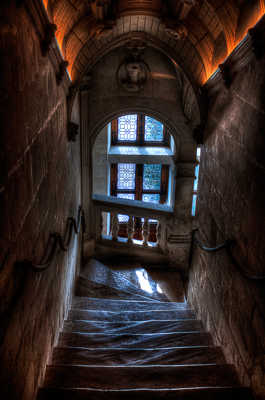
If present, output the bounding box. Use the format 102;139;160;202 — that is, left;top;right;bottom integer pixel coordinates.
68;121;79;142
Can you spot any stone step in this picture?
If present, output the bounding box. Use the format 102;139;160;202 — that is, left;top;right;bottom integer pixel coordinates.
63;319;203;334
78;264;168;302
68;308;195;322
72;297;191;311
43;364;240;389
58;331;212;348
38;387;253;400
76;277;161;301
52;345;225;366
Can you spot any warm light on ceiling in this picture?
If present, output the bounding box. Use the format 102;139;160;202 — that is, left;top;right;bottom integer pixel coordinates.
41;0;72;80
42;1;264;85
205;10;265;83
42;0;49;8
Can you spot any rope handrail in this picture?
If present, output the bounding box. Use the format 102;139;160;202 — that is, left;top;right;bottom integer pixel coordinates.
193;230;235;252
192;229;265;281
15;206;86;272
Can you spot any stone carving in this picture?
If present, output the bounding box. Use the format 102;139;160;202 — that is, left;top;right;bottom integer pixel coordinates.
163;0;197;20
90;0;115;21
164;23;188;40
117;42;149;92
87;0;116;39
162;0;197;40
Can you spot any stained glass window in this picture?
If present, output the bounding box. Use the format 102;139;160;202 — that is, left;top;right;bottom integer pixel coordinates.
143;164;161;190
144;116;164;142
118;115;138;141
117;164;136;190
142;194;160;203
117;193;135;222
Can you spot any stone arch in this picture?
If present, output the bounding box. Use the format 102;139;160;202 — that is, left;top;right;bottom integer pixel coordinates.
69;16;208;86
68;35;203;127
90;106;181;160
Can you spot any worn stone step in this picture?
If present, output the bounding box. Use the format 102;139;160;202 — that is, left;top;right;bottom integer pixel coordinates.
38;387;253;400
68;308;195;322
59;331;212;348
43;364;240;389
76;277;161;301
72;297;190;311
52;345;225;366
63;319;203;334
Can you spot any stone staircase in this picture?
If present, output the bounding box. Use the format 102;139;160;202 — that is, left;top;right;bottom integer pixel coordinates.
37;265;253;400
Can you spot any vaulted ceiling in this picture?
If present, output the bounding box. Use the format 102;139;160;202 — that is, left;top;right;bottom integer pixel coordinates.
43;0;265;85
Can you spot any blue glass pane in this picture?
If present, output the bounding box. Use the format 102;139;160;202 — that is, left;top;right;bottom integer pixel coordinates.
117;193;135;223
117;164;136;190
192;194;197;216
196;147;201;161
193;165;200;191
143;164;161;190
142;194;160;203
144;116;164;142
117;193;135;200
118;115;137;141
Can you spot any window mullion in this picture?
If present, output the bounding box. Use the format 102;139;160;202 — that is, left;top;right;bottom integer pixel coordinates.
110;164;118;196
135;164;143;200
111;119;118;145
138;114;144;145
160;165;169;204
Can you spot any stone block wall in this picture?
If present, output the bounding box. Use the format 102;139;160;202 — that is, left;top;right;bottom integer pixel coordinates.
187;48;265;398
0;3;81;400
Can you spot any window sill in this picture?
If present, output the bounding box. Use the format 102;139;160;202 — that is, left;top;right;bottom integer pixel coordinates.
108;146;174;157
92;194;174;216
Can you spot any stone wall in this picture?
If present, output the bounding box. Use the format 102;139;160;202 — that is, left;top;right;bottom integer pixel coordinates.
0;3;81;400
187;45;265;399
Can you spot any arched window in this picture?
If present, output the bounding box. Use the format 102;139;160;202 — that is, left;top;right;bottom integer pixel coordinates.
108;114;174;207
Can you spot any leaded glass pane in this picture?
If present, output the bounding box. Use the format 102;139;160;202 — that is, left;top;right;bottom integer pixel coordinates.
117;193;135;222
196;147;201;161
142;194;160;203
117;193;135;201
118;115;137;141
144;116;164;142
143;164;161;190
117;163;136;190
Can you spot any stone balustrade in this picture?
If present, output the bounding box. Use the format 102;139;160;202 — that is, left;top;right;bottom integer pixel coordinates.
92;194;173;252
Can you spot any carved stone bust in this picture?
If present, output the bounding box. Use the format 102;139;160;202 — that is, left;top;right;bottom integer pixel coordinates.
117;58;149;92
